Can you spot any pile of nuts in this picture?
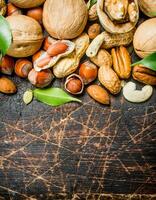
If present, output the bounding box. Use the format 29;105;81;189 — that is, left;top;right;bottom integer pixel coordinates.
0;0;156;105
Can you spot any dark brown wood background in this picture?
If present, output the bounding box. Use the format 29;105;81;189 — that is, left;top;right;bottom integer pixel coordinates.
0;14;156;200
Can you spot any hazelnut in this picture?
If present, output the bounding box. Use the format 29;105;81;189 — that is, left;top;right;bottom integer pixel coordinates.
0;77;17;94
79;61;98;84
0;55;14;75
28;69;53;88
88;23;101;39
7;3;22;16
65;74;84;95
26;7;43;24
15;59;33;78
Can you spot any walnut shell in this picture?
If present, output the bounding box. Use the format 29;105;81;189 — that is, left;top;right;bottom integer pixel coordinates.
7;15;43;58
133;18;156;58
10;0;45;8
97;0;139;34
43;0;88;39
138;0;156;17
0;0;6;16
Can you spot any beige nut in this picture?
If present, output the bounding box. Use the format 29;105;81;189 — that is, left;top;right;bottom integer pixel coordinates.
89;3;98;21
98;66;121;94
90;49;112;68
101;30;135;49
111;46;131;79
123;82;153;103
132;65;156;86
86;32;105;58
105;0;128;22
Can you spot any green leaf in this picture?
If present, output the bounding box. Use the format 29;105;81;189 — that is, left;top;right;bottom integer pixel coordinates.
131;52;156;71
87;0;97;9
148;12;156;17
34;87;82;107
0;15;12;56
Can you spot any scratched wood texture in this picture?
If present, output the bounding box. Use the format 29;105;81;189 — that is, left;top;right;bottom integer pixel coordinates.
0;13;156;200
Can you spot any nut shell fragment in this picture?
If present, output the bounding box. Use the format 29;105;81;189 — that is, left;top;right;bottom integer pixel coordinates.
97;0;139;33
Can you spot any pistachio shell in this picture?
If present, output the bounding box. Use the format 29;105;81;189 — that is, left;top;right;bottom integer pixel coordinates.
6;15;43;58
133;18;156;58
97;0;139;33
43;0;88;39
10;0;45;8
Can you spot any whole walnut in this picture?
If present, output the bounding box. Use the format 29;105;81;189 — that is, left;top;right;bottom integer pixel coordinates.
7;15;43;58
10;0;45;8
43;0;88;39
133;18;156;58
138;0;156;17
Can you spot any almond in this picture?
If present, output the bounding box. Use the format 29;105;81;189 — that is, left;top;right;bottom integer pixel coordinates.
0;77;17;94
47;42;68;57
87;85;110;105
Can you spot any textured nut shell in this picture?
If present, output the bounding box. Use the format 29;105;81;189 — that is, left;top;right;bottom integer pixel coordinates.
133;18;156;58
101;29;135;49
98;66;121;94
10;0;45;8
138;0;156;17
43;0;88;39
91;49;112;68
53;33;89;78
97;0;139;33
0;0;6;15
7;15;43;58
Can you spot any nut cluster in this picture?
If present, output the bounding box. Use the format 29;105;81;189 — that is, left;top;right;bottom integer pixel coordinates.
0;0;155;105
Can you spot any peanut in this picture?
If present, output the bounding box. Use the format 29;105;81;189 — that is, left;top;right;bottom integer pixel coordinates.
47;42;68;57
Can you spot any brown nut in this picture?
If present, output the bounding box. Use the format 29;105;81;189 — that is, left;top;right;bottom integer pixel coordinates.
79;61;98;85
28;69;53;88
90;49;112;68
88;23;101;40
111;46;131;79
15;59;33;78
0;55;14;75
0;0;6;16
43;37;57;51
32;50;45;63
132;65;156;86
0;77;17;94
27;7;43;24
7;2;22;16
98;66;121;94
87;85;110;105
47;42;68;57
65;74;84;95
89;3;98;21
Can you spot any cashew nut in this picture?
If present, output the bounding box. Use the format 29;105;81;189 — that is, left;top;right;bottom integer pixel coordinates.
86;32;105;58
123;82;153;103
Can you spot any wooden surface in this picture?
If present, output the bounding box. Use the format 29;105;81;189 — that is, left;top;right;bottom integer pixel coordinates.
0;16;156;200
